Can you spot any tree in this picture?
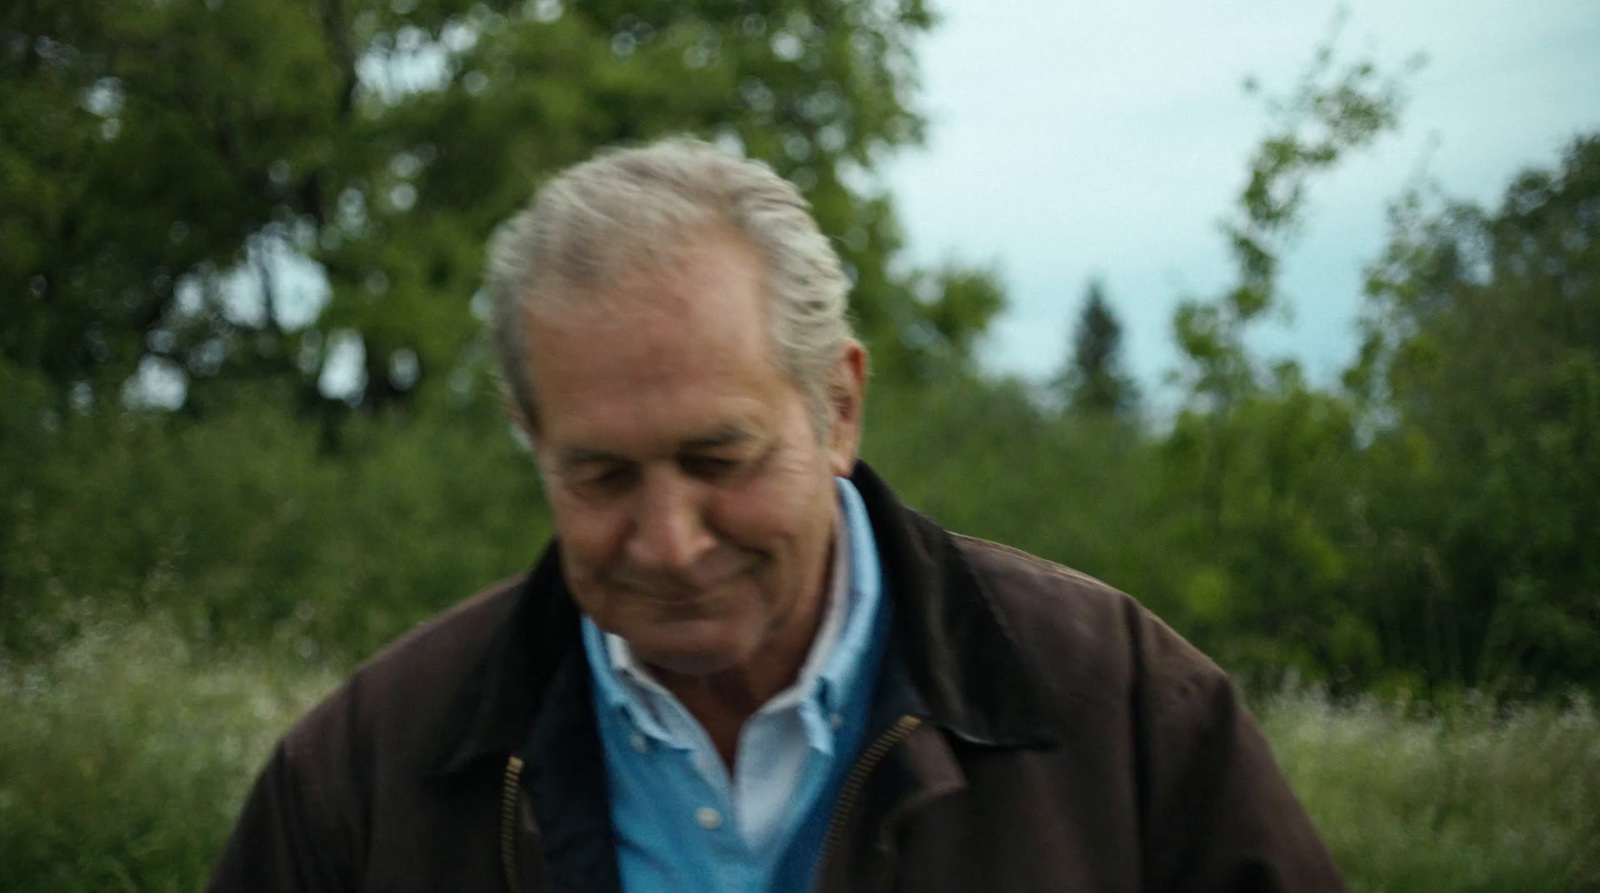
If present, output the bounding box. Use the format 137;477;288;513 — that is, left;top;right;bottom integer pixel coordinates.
2;0;346;410
1347;136;1600;691
1159;33;1412;686
1055;278;1138;417
2;0;998;417
1171;36;1414;412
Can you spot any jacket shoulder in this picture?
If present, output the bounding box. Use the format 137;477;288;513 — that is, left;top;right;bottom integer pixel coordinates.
278;575;527;777
211;577;530;891
950;534;1226;710
353;575;526;693
945;537;1346;889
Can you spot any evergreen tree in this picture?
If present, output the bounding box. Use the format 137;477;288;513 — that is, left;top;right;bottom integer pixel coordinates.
1057;279;1138;417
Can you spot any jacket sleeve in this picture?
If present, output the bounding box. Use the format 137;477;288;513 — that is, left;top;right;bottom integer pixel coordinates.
207;705;363;893
1132;608;1348;893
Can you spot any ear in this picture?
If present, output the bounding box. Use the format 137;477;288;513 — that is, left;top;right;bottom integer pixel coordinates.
826;339;869;477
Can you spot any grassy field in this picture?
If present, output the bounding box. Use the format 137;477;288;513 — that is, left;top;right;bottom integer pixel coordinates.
2;621;1596;892
1261;689;1600;892
0;621;336;893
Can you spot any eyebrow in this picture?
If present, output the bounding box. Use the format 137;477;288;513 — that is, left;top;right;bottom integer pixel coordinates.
679;424;760;452
551;424;762;470
553;447;623;470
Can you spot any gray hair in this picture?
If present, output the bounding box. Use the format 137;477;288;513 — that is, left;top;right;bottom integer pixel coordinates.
485;138;855;434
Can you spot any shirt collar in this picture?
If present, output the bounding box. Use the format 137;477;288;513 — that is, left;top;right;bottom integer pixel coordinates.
586;477;877;733
814;475;881;716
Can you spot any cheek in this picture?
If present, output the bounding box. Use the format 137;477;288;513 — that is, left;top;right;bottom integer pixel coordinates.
547;498;622;573
713;464;834;557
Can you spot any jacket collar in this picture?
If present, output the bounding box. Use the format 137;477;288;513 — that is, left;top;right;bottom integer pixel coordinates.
849;462;1056;747
432;461;1056;775
433;545;579;775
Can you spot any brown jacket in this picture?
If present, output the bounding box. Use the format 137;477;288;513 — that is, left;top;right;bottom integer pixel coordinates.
209;463;1346;893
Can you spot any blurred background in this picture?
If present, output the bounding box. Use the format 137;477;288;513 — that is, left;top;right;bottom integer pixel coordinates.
2;1;1597;890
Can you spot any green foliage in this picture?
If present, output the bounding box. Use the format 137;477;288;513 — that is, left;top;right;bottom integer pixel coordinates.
1155;37;1598;694
1175;32;1414;408
898;263;1008;375
1346;136;1600;691
862;372;1181;616
4;0;994;414
3;0;345;398
1155;38;1409;688
0;376;550;661
1162;379;1373;685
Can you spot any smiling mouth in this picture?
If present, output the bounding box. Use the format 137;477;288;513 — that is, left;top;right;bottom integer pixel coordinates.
616;574;737;604
609;558;761;605
608;553;764;601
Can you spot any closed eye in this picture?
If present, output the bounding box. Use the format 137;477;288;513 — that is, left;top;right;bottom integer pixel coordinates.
679;454;741;481
569;463;639;494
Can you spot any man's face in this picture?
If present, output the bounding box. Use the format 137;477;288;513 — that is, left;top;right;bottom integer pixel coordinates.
519;233;865;679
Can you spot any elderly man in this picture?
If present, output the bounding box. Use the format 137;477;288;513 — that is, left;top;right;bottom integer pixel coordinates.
210;140;1346;893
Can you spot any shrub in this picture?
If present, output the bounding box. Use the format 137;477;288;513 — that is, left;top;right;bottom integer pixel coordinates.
2;390;550;662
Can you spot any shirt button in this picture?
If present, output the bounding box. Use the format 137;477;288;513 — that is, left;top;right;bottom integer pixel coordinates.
629;732;648;753
829;712;844;730
695;807;723;830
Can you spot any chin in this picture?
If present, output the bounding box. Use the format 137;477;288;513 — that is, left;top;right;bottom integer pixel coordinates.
628;621;757;678
642;650;740;678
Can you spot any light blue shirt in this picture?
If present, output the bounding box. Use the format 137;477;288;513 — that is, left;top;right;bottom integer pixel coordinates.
581;477;887;892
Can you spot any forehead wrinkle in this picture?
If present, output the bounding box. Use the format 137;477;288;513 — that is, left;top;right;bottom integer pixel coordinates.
680;423;762;452
520;231;795;453
525;230;781;365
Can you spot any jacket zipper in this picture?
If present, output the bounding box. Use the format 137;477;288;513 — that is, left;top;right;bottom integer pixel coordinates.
812;715;923;891
501;754;526;893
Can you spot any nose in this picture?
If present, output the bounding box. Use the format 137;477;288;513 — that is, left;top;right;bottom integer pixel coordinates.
624;469;717;573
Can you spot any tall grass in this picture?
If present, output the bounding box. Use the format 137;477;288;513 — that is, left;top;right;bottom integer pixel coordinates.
1262;689;1600;893
0;619;336;893
2;625;1595;891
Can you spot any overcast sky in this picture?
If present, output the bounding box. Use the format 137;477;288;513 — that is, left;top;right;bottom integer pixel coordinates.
880;0;1600;397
